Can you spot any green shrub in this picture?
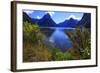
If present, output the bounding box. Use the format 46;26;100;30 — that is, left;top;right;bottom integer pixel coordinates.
23;21;52;62
66;27;91;59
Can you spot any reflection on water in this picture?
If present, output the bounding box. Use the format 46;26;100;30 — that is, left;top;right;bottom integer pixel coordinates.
49;28;72;51
40;27;74;51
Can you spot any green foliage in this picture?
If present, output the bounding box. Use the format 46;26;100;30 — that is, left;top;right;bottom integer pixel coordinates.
51;48;75;60
23;21;52;62
54;51;74;60
54;52;65;60
66;27;91;59
23;21;43;44
64;52;74;60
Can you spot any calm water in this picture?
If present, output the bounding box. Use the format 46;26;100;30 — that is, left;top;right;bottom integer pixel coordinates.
41;27;74;51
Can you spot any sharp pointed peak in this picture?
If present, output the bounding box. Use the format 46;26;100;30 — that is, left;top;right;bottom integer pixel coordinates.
69;17;74;20
44;13;51;17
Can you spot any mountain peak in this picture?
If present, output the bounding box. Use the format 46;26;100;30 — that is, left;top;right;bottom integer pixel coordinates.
43;13;51;19
77;13;91;28
69;17;75;21
38;13;56;27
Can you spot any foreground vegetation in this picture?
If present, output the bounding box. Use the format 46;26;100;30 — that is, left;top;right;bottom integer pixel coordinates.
66;27;91;59
23;21;91;62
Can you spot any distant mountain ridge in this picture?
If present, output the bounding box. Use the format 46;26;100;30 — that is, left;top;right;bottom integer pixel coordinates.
58;18;79;28
23;12;91;28
77;13;91;28
23;12;39;24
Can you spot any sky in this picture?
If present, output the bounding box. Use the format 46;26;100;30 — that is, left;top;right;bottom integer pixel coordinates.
24;10;84;24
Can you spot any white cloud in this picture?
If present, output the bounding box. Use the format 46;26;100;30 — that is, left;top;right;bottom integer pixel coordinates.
24;11;34;14
45;11;55;17
36;16;41;19
66;15;82;20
